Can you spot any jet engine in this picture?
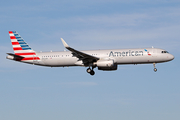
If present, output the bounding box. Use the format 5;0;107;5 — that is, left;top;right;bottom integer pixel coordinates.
94;60;118;71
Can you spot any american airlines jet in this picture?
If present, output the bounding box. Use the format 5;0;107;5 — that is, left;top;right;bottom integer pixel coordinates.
6;31;174;75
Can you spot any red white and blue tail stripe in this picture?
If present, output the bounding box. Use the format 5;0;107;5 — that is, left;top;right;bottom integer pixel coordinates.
9;31;40;61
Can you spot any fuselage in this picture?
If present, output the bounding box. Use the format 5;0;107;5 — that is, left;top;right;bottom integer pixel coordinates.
22;48;174;67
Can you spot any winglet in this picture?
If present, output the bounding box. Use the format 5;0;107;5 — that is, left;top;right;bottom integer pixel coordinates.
61;38;69;48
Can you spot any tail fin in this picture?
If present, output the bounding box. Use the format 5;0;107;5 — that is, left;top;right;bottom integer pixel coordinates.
9;31;35;53
8;31;40;61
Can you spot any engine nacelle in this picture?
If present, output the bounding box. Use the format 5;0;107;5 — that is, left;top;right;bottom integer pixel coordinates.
95;60;114;67
94;60;118;71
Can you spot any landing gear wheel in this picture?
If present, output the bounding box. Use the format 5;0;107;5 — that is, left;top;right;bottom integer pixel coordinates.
154;68;157;72
87;68;91;73
153;63;157;72
86;65;96;75
90;70;95;76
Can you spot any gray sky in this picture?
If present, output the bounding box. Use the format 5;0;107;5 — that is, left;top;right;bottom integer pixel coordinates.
0;0;180;120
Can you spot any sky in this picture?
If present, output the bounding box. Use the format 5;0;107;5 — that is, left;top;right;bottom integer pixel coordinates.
0;0;180;120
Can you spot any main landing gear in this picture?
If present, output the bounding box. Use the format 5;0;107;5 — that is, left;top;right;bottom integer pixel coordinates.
87;67;95;76
153;63;157;72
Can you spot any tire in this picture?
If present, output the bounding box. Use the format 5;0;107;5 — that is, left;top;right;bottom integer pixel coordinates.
87;68;91;73
90;70;95;75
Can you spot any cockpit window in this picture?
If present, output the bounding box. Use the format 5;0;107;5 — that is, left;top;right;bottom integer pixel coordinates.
162;51;169;53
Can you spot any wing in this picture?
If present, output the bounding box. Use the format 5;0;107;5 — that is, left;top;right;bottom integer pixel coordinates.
61;38;99;65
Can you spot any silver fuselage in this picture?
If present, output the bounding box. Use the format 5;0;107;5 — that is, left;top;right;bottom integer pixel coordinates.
19;48;174;67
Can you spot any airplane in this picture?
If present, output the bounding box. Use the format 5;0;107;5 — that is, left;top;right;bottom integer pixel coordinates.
6;31;174;75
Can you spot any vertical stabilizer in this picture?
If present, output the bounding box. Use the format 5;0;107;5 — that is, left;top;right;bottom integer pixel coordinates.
8;31;40;61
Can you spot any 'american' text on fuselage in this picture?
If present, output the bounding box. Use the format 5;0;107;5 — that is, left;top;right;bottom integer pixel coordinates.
109;50;144;57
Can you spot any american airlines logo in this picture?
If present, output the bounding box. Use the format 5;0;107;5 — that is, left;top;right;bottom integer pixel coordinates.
144;49;151;56
109;50;144;57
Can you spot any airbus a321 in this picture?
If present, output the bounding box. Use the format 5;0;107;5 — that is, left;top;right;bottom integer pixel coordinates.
6;31;174;75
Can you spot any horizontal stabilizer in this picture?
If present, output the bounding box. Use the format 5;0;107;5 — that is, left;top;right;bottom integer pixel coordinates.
7;53;24;58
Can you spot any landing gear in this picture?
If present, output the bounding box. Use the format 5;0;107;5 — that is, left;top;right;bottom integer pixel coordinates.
86;66;96;76
90;70;95;75
153;63;157;72
154;68;157;72
87;68;91;73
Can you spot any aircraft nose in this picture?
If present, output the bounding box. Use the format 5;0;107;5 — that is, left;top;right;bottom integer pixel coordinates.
169;54;174;61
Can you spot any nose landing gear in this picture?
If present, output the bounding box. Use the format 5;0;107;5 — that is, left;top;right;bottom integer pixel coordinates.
153;63;157;72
